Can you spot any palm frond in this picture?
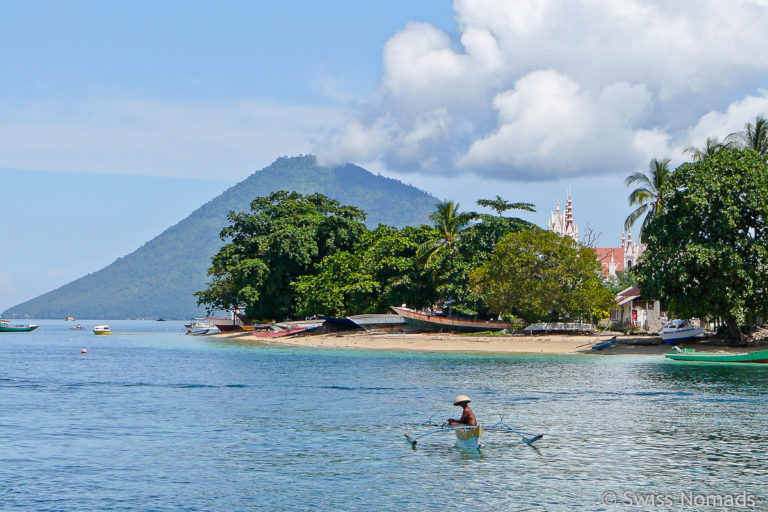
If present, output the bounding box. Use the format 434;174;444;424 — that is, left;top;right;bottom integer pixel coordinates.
624;204;649;232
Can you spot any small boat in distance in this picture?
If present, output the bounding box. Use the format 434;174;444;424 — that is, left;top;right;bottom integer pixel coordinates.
93;325;112;335
0;319;40;333
391;306;513;333
665;348;768;363
65;316;75;321
660;319;704;344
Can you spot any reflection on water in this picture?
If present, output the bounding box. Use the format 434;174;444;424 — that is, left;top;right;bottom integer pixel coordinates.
0;321;765;511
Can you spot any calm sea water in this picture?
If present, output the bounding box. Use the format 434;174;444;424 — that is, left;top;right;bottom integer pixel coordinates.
1;320;766;511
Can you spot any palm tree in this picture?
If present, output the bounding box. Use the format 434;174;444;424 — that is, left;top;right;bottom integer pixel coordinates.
417;201;471;266
476;195;536;216
726;115;768;155
624;158;673;241
683;136;733;162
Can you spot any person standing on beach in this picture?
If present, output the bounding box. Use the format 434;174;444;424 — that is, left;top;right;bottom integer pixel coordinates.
447;395;477;426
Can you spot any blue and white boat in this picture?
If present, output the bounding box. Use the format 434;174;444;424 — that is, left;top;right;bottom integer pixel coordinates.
660;319;704;344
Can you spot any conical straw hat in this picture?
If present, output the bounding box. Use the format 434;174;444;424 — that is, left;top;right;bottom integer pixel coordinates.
453;395;471;405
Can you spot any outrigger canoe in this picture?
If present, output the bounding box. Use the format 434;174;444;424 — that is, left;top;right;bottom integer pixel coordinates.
404;417;543;451
665;348;768;363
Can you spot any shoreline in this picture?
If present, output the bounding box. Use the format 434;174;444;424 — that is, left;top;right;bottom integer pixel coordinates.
207;331;768;356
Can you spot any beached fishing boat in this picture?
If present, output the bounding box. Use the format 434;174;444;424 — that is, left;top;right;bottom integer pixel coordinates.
660;319;704;344
591;336;617;350
0;320;40;332
391;306;512;333
93;325;112;335
185;318;216;334
404;417;543;451
665;348;768;363
252;322;322;339
323;313;406;330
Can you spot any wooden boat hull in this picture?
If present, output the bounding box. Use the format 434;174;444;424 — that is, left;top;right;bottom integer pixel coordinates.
455;426;483;451
391;307;511;333
592;336;616;350
665;349;768;363
0;324;39;333
252;324;322;339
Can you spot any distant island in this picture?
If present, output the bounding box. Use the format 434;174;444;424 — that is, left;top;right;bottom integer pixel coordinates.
3;156;438;319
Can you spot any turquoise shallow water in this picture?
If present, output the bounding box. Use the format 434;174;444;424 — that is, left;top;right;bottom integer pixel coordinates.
1;320;766;511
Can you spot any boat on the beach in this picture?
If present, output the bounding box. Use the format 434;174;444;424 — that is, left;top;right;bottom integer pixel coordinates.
0;319;40;332
664;347;768;363
185;318;217;334
323;313;406;330
404;417;543;451
591;336;617;350
93;325;112;335
660;319;704;344
391;306;512;333
252;322;323;339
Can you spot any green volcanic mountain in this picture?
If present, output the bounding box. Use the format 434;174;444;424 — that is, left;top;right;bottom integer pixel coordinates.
4;156;438;319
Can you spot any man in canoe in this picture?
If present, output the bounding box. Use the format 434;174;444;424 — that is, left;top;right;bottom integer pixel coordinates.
447;395;477;426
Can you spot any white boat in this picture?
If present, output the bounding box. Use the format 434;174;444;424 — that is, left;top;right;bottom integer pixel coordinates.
185;318;217;334
660;319;704;344
93;325;112;335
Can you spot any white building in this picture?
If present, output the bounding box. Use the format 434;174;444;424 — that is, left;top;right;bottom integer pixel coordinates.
548;195;579;242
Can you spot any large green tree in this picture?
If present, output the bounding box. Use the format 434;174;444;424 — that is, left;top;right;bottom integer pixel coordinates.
472;230;614;322
195;191;367;319
637;149;768;340
624;157;673;240
293;225;438;317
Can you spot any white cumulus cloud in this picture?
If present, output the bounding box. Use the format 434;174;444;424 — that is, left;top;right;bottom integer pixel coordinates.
316;0;768;181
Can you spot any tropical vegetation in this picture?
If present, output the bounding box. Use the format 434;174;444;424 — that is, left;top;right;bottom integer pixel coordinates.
623;158;672;241
637;148;768;340
472;230;615;322
197;189;622;325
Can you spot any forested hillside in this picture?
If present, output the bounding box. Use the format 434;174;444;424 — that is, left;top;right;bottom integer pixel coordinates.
4;156;437;319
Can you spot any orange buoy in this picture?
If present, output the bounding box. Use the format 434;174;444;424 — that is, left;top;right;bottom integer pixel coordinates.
81;348;87;354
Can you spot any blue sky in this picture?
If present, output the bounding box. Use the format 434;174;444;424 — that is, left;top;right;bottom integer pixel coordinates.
3;0;768;312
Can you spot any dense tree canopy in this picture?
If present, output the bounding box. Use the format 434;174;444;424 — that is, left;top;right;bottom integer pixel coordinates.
638;149;768;339
195;191;367;319
293;225;438;317
472;229;614;322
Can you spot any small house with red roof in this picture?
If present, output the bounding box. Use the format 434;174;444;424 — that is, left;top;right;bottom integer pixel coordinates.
611;286;666;332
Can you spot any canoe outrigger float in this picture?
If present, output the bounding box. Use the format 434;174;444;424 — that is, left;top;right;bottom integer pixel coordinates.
404;416;543;451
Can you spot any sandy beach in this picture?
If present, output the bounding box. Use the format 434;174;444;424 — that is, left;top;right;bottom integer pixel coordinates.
208;330;768;355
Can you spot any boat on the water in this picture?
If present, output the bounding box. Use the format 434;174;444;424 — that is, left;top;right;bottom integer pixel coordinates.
93;325;112;335
391;306;512;333
660;319;704;344
665;348;768;363
0;319;40;333
404;417;543;451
